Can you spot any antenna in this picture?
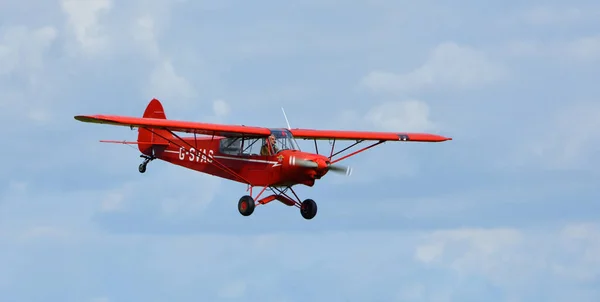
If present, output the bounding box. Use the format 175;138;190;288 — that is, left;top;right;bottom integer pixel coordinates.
281;107;291;130
281;107;301;151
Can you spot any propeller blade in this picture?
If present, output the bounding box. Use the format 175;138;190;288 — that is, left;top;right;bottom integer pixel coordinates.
328;163;352;176
293;158;318;168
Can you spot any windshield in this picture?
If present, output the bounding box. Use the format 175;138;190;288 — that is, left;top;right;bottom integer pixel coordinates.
270;129;299;152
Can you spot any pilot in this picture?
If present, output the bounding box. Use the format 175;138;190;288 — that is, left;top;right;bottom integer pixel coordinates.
260;134;278;155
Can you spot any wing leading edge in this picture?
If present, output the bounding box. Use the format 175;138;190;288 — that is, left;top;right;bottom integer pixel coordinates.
289;128;451;142
75;115;451;141
74;114;272;137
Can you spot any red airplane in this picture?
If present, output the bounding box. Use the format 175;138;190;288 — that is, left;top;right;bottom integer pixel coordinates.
75;98;451;220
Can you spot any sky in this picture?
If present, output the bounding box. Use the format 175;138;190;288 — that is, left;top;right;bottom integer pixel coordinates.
1;0;600;301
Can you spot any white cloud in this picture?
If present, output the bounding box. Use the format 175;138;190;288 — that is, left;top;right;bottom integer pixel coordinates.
59;0;184;61
566;35;600;61
362;42;507;94
100;192;125;212
414;224;600;291
325;99;440;184
20;226;70;241
61;0;112;56
518;102;600;170
416;228;523;268
131;15;160;60
523;7;583;25
505;40;543;57
212;99;230;117
98;163;222;221
0;25;58;123
147;59;196;102
562;223;599;240
519;6;599;26
0;25;57;76
8;181;27;192
8;223;592;300
330;100;437;133
395;283;426;301
506;35;600;62
218;280;247;298
415;241;444;264
364;100;436;132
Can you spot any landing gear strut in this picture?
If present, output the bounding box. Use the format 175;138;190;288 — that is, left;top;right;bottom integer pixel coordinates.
237;186;318;220
138;154;155;173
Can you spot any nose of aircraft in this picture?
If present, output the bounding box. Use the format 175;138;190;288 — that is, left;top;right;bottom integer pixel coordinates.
314;157;328;170
290;154;352;176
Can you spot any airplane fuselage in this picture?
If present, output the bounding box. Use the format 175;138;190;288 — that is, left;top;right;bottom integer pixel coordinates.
149;136;330;187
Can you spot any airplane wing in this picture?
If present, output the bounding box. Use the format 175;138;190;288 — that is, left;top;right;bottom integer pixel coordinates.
74;114;272;137
289;128;451;142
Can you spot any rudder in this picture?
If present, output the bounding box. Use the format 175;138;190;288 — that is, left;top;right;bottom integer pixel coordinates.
137;98;172;156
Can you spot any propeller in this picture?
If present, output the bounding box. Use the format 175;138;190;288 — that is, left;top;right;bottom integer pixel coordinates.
293;158;352;176
327;163;353;176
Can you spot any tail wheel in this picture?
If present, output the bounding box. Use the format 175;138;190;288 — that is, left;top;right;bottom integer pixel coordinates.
238;195;255;216
300;199;317;220
138;154;154;174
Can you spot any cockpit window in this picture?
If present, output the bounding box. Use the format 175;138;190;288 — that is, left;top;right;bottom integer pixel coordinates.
219;130;299;156
269;129;299;152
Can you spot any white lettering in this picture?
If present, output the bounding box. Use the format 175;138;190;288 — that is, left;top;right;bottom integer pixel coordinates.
208;149;214;163
189;147;196;161
179;147;185;160
178;147;215;163
200;149;207;163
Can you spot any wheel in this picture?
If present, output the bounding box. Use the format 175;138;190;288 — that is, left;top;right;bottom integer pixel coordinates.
238;195;255;216
300;199;317;220
138;163;146;173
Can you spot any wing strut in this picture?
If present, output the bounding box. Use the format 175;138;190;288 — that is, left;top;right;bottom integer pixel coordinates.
329;139;363;159
321;138;387;164
330;140;385;164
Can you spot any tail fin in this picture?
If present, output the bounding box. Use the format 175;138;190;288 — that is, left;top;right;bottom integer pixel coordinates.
137;98;173;156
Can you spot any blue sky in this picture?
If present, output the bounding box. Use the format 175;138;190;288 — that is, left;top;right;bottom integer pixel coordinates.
1;0;600;301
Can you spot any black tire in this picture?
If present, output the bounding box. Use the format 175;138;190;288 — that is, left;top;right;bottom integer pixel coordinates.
138;163;146;173
238;195;255;216
300;199;317;220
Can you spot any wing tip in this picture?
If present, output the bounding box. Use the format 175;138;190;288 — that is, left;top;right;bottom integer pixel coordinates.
74;115;92;122
432;135;452;142
74;114;111;125
399;133;453;142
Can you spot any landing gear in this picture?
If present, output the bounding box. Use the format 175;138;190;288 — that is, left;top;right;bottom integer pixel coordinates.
138;154;155;173
238;195;255;216
237;186;318;220
300;199;317;220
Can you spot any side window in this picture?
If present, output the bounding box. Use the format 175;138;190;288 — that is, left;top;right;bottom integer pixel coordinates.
220;137;241;155
241;138;263;155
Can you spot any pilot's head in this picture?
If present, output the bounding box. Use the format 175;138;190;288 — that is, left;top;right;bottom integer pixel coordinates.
269;135;276;144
